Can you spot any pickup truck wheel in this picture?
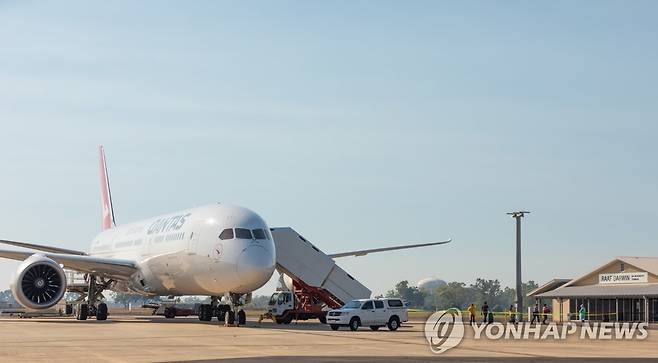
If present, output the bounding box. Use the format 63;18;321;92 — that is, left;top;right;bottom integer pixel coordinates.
330;324;339;331
349;317;360;331
369;326;380;331
387;316;400;331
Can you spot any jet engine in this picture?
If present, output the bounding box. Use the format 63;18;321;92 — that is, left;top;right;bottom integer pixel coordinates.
11;254;67;310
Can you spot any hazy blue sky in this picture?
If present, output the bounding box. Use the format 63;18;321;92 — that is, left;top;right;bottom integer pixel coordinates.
1;0;657;296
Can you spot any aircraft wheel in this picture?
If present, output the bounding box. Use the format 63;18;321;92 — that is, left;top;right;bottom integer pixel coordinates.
76;304;89;321
96;303;108;321
318;315;327;324
216;309;226;322
237;309;246;325
198;305;213;321
330;324;339;331
227;310;235;325
370;326;380;331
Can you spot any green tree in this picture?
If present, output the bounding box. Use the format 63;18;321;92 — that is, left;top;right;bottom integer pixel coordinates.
111;292;160;308
432;282;476;310
523;280;539;309
385;280;426;308
470;278;504;310
245;295;271;310
181;296;210;304
386;279;543;312
0;289;14;303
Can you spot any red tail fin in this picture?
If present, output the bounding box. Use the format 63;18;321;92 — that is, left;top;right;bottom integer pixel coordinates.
98;145;116;231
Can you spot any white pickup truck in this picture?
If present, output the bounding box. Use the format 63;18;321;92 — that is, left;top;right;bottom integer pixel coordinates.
325;298;408;331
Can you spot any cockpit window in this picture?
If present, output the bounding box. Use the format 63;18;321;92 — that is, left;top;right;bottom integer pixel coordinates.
219;228;234;240
265;229;272;240
252;229;266;240
235;228;253;239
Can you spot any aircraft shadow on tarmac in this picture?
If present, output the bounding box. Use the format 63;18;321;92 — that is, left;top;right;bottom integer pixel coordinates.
2;316;416;332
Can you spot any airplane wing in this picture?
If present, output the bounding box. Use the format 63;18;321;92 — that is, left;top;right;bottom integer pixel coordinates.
328;239;452;258
0;239;87;255
0;249;137;280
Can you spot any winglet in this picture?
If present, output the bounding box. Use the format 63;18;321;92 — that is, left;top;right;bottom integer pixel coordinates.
98;145;116;231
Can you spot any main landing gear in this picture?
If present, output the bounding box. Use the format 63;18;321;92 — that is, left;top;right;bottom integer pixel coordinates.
195;293;247;326
73;274;112;321
196;296;232;322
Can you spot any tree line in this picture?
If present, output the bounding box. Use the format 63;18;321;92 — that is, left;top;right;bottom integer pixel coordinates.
385;279;539;311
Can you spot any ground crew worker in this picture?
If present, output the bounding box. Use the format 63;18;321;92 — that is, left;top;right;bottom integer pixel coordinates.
542;304;551;324
579;304;587;322
487;310;494;325
482;301;489;323
467;303;477;325
508;305;516;324
531;303;540;324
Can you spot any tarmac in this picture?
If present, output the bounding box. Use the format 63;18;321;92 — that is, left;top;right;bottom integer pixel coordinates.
0;315;657;362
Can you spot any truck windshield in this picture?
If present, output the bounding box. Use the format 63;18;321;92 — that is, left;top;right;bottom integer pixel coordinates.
268;293;278;306
342;300;362;309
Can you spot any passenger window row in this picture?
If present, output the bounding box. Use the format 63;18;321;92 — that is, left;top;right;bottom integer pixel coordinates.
219;228;271;240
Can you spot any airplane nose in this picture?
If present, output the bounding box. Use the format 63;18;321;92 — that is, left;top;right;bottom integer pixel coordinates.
236;245;275;289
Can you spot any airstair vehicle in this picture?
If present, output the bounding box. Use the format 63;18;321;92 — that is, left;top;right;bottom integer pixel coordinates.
264;227;371;324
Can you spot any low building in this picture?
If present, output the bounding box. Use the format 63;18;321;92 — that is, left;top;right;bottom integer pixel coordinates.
528;256;658;323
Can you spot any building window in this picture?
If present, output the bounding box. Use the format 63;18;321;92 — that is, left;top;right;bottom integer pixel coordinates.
620;262;625;272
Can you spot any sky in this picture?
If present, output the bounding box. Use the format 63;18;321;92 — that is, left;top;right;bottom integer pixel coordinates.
0;0;657;297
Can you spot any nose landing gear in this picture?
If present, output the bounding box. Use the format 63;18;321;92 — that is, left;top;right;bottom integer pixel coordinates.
225;292;247;326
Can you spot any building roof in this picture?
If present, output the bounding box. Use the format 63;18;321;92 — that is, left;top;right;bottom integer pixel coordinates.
532;257;658;298
617;256;658;275
536;283;658;298
562;256;658;288
527;279;571;297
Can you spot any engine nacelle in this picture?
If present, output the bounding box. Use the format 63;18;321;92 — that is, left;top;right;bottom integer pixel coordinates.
11;254;67;310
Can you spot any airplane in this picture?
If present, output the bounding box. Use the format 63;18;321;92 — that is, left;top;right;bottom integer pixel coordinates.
0;146;451;322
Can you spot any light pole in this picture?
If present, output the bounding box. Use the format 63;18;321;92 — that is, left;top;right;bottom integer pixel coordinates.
507;211;529;322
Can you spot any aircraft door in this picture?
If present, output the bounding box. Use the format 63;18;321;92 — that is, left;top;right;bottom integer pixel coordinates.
187;221;200;255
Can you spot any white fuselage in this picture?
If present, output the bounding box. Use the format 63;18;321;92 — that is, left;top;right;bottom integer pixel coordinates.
89;203;276;296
